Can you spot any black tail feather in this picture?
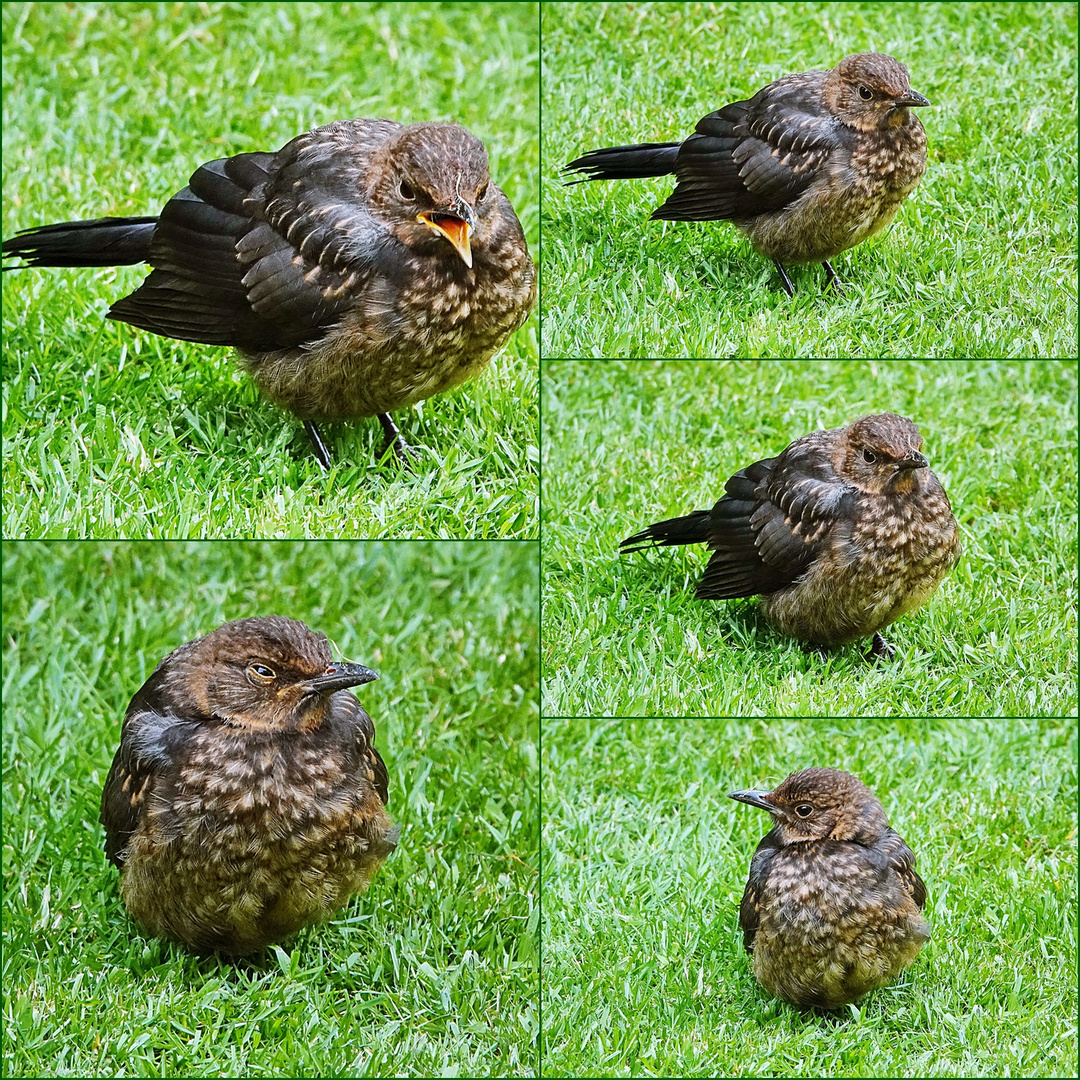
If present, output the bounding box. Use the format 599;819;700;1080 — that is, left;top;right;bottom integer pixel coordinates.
564;142;680;183
2;216;157;268
620;509;712;553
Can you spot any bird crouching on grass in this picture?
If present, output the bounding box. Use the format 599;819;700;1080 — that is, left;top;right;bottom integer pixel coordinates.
731;767;930;1010
566;53;929;296
100;616;399;955
3;119;536;469
619;413;960;659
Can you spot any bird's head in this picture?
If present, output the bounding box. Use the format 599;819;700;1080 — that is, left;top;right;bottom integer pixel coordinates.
376;121;493;268
826;52;930;132
729;767;889;845
835;412;932;496
174;616;378;733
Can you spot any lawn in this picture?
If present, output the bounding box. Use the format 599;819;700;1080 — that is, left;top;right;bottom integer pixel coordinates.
541;1;1077;358
541;715;1077;1077
541;359;1078;717
2;540;539;1077
1;2;539;539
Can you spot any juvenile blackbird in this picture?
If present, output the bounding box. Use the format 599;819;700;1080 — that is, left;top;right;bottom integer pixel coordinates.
566;53;929;296
730;767;930;1011
620;413;960;659
3;118;536;468
100;616;399;955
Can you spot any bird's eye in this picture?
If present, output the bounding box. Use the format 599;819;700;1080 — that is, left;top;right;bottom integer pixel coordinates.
862;449;877;463
795;804;814;818
247;664;276;683
399;180;415;201
858;85;874;100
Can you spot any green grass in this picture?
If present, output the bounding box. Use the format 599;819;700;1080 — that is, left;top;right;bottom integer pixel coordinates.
2;540;539;1077
541;359;1078;716
2;2;539;538
541;715;1077;1077
541;1;1077;358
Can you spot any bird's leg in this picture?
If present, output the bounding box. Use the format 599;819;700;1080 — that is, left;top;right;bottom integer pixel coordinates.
821;260;845;295
303;420;333;470
867;632;896;662
773;260;796;298
377;413;414;463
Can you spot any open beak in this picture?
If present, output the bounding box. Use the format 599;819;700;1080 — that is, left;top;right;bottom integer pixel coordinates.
417;205;476;268
305;662;380;695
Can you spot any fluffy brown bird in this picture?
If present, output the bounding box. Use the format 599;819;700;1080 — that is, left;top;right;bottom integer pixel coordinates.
730;767;930;1010
620;413;960;659
3;118;536;467
566;53;929;295
100;616;399;955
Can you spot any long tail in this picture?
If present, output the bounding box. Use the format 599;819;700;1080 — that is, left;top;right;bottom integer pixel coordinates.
2;216;157;268
620;509;712;553
565;142;680;183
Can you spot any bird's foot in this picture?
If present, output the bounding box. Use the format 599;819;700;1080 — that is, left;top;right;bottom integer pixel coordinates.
376;413;415;466
773;260;796;298
867;632;896;662
821;260;845;296
303;420;333;471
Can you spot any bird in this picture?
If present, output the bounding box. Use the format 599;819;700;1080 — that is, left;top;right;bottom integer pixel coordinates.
99;615;399;955
619;413;960;660
730;767;930;1011
565;53;929;296
3;118;536;468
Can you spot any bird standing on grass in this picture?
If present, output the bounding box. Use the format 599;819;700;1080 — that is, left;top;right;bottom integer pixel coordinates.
100;616;399;955
730;767;930;1011
620;413;960;660
566;53;929;296
3;119;536;468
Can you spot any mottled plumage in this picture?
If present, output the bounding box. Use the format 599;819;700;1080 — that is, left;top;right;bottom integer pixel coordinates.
620;413;960;658
731;767;929;1010
100;616;398;955
4;119;536;466
566;53;929;295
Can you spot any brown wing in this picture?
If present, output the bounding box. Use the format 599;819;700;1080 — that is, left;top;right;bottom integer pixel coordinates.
108;120;405;352
697;434;856;600
880;827;927;911
738;830;782;953
654;72;857;222
100;662;201;868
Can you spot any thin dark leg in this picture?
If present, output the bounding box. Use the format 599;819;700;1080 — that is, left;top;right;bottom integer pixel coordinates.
303;420;333;470
821;260;844;295
377;413;413;462
868;632;896;661
773;260;795;298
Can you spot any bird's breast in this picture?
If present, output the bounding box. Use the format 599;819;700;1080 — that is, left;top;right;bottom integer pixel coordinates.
240;245;534;421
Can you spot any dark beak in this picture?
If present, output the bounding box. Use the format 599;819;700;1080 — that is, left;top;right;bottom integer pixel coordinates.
729;787;777;812
897;451;929;470
305;662;380;694
896;90;931;108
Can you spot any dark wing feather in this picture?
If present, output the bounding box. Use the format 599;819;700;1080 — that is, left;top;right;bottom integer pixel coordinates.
340;699;391;807
108;152;283;347
740;830;781;953
99;662;201;868
697;437;855;599
879;827;928;911
652;74;855;222
109;126;402;352
99;707;197;867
